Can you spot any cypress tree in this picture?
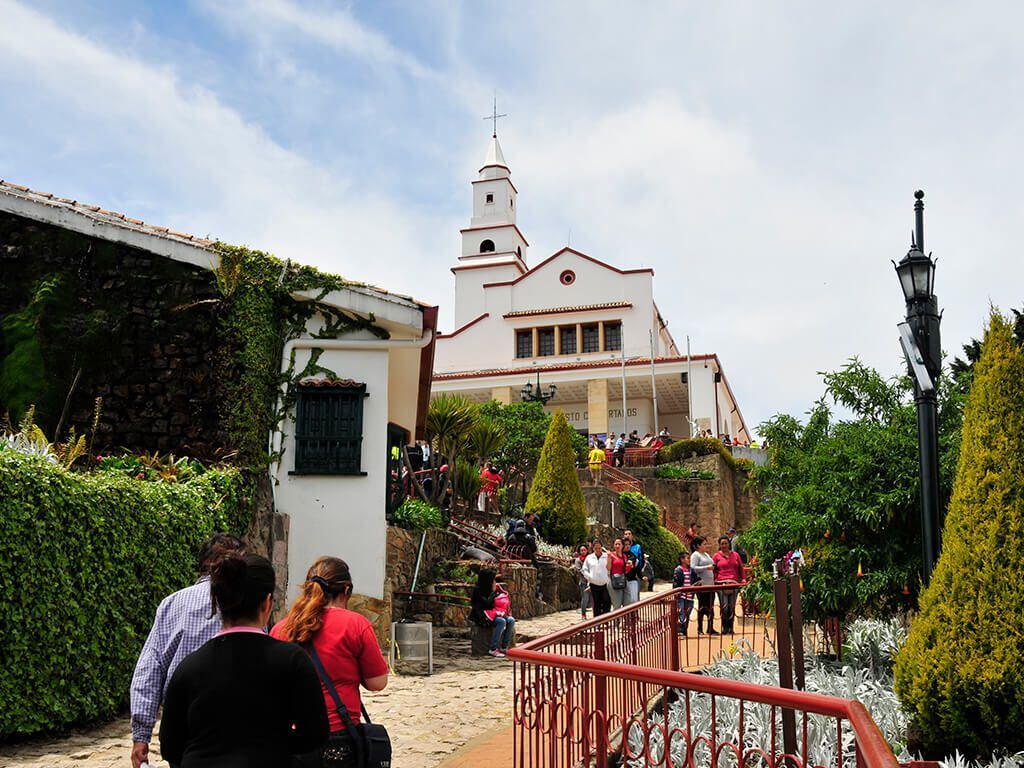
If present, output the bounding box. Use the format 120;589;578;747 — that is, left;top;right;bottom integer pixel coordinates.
894;312;1024;757
525;410;587;546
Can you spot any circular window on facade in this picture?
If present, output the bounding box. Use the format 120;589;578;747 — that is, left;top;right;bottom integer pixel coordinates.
560;270;576;285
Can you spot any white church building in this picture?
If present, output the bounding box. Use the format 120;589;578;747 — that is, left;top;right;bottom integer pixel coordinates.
432;134;751;443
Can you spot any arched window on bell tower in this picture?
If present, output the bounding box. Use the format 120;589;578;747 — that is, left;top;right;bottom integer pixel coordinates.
480;239;496;253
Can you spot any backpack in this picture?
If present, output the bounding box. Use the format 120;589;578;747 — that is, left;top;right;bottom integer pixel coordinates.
631;543;646;576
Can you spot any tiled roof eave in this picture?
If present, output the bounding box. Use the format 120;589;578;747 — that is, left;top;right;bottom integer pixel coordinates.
503;301;632;318
432;354;715;381
0;178;427;311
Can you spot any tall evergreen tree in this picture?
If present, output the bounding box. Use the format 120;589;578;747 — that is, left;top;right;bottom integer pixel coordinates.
895;311;1024;758
525;410;587;546
950;303;1023;392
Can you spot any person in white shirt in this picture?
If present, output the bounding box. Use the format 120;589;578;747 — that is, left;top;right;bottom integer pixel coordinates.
582;541;612;617
689;536;718;635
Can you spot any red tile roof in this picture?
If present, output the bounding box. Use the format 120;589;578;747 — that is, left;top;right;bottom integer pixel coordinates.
297;378;365;389
0;178;216;247
432;354;715;380
0;178;426;307
503;301;632;318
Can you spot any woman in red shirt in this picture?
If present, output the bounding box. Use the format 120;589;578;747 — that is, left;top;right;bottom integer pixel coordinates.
712;536;745;634
607;538;632;610
272;557;388;767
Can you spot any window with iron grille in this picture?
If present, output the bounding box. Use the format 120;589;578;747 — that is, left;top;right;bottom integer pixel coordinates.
559;326;577;355
292;384;367;475
537;327;555;356
582;324;600;353
603;321;622;351
515;330;532;358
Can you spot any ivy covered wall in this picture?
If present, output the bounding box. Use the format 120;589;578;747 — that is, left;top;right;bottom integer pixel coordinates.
0;212;228;457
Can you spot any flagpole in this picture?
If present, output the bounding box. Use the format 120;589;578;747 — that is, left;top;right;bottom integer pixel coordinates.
686;336;695;437
649;329;659;435
621;345;628;437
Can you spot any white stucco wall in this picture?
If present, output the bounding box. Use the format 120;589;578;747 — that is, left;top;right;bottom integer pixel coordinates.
273;344;392;603
470;177;517;228
438;249;658;374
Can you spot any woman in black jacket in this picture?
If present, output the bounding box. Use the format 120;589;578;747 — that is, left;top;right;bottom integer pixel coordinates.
159;553;328;768
470;568;498;627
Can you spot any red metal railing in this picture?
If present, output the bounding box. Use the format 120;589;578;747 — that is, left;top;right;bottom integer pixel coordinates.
508;587;897;768
599;463;644;493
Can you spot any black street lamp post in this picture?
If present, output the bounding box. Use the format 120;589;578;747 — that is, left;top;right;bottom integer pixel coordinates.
521;370;557;404
893;190;942;584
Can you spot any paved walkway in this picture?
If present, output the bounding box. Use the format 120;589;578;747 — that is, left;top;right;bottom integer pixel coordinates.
0;583;770;768
0;605;589;768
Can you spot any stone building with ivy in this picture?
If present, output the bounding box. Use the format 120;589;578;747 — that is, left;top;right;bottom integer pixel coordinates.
0;179;438;628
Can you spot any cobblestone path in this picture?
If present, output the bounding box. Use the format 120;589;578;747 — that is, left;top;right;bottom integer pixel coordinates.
0;602;595;768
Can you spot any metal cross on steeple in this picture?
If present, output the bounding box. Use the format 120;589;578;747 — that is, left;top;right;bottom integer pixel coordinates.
483;94;507;137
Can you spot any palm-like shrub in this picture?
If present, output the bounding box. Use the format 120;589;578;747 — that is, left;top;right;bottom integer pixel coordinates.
894;312;1024;757
470;417;506;463
525;410;587;546
425;393;477;462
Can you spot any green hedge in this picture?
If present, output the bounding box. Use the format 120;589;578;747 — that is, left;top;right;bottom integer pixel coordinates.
0;451;251;738
659;437;752;472
618;491;684;579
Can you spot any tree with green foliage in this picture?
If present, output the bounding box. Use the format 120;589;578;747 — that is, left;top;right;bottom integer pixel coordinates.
742;359;963;622
949;302;1022;392
894;312;1024;758
477;400;587;510
525;410;587;546
618;491;684;578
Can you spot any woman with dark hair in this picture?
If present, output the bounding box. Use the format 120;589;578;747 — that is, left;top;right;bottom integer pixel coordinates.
607;538;632;610
712;535;745;634
159;554;328;768
470;569;516;657
689;536;718;635
272;556;389;767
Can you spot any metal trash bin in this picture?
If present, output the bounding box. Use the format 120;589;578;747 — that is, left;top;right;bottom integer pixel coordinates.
390;620;433;675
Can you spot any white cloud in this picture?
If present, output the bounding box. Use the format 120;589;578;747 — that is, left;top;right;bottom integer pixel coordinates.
0;0;454;307
2;0;1022;436
199;0;436;81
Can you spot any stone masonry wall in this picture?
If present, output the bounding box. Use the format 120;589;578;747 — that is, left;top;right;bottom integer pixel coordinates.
636;454;761;542
582;484;620;525
0;212;227;457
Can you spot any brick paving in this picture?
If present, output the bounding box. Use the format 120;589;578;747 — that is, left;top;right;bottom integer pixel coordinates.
0;603;594;768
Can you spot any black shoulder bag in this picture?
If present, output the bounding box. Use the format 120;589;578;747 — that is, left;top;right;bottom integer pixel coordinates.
304;643;392;768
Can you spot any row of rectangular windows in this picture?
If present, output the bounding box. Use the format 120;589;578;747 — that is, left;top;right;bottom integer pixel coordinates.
515;321;622;359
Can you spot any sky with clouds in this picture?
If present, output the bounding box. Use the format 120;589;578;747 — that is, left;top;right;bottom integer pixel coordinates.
2;0;1021;434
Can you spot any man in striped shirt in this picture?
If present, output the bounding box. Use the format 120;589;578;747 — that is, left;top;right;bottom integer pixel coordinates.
129;533;245;768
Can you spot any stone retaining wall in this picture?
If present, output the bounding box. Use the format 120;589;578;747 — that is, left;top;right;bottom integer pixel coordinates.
582;485;620;525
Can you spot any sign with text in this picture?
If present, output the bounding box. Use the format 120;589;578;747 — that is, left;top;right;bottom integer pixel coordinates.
544;400;653;434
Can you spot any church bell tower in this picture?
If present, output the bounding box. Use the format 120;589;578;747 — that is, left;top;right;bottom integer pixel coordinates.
452;132;529;327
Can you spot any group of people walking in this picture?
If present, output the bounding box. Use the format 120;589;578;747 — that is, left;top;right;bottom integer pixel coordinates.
130;534;388;768
674;524;746;635
573;530;649;617
569;523;748;635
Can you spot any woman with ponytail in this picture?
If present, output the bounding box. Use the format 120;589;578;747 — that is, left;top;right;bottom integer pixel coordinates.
272;557;389;767
159;553;328;767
